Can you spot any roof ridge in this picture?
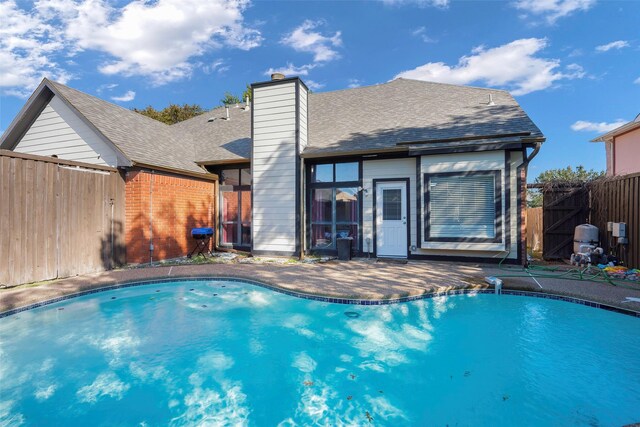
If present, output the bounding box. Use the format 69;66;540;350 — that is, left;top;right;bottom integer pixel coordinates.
46;79;173;129
307;77;511;99
393;77;512;94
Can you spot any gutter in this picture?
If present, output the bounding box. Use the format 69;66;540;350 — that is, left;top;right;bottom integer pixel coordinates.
300;146;407;159
131;162;218;181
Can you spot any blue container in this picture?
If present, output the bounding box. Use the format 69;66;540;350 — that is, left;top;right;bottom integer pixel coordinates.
191;227;214;238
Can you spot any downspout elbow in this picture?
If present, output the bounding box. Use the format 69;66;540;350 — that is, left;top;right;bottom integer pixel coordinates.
524;141;542;166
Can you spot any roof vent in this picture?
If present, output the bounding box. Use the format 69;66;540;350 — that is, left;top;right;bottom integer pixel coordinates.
224;105;230;120
488;94;496;106
271;72;285;81
243;95;251;111
207;117;216;122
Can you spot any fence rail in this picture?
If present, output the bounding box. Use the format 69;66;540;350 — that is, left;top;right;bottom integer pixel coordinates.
0;150;125;287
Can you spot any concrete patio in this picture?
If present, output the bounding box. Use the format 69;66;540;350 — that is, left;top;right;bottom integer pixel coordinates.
2;259;640;315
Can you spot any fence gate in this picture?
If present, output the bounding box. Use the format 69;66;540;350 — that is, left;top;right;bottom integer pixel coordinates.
542;186;589;260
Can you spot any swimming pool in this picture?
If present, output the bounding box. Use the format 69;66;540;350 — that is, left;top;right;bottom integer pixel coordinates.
1;279;639;426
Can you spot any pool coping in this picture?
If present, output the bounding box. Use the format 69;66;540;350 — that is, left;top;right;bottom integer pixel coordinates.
2;275;639;319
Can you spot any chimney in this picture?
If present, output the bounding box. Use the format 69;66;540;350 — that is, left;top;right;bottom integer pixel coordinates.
250;76;309;257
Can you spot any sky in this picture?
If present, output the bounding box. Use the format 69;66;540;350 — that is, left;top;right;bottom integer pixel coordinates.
1;0;638;179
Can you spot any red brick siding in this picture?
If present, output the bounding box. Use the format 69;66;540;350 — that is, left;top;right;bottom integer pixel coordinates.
124;170;215;264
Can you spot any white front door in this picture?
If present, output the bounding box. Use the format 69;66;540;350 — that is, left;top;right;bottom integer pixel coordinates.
376;182;408;258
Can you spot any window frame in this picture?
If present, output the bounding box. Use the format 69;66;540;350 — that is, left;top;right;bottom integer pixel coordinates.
307;160;362;254
219;166;252;249
423;170;502;243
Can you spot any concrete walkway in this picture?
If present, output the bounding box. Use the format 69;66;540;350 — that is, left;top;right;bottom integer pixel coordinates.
2;259;640;315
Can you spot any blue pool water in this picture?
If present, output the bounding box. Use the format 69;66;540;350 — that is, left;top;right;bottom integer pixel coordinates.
1;280;639;426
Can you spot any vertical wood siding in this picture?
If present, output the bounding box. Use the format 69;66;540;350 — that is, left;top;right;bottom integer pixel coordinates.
590;173;640;268
0;151;125;287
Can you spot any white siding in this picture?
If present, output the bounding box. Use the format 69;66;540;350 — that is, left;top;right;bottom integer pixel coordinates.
252;81;299;253
416;151;516;259
298;88;308;150
14;96;124;166
363;158;417;254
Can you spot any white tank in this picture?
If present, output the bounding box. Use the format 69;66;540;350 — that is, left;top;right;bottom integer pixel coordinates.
573;224;599;254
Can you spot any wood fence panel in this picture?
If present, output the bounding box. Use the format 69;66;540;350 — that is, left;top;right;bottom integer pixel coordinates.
0;151;125;286
526;207;543;252
591;173;640;268
542;186;590;260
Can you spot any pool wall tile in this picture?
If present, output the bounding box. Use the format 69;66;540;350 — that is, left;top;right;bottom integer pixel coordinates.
2;276;640;318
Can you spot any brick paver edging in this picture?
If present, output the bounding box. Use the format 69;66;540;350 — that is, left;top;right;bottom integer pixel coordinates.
2;276;639;318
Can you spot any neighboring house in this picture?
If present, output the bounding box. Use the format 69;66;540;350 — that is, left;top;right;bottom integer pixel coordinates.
1;75;545;265
592;114;640;177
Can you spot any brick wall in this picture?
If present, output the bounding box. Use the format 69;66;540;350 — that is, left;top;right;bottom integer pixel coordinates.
125;169;215;264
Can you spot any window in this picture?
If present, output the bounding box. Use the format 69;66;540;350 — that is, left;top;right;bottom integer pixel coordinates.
309;162;360;251
311;162;358;183
424;171;501;242
220;167;251;246
382;189;402;220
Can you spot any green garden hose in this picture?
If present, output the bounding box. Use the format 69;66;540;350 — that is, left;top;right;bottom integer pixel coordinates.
489;250;640;290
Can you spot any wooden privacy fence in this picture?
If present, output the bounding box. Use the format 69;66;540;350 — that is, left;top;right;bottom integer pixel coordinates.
534;174;639;267
541;185;590;260
590;173;640;268
0;150;125;287
526;207;543;252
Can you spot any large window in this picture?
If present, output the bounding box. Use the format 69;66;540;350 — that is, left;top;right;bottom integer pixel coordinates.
309;162;360;251
424;171;501;242
220;168;251;247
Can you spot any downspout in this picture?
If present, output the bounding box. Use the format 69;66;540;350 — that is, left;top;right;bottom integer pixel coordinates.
110;198;115;269
518;141;543;267
149;171;154;264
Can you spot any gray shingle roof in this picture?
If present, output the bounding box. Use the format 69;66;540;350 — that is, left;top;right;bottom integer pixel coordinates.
172;104;251;164
6;78;543;172
177;78;543;162
48;80;207;175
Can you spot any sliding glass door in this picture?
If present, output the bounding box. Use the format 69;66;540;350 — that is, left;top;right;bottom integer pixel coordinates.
220;168;251;248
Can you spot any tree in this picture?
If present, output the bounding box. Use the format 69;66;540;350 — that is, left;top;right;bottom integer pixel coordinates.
220;92;241;106
534;165;605;184
527;166;604;208
242;84;252;103
133;104;204;125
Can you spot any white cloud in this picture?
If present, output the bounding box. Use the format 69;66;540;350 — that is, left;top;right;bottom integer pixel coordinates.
595;40;629;52
382;0;449;7
281;20;342;63
348;78;362;88
111;90;136;102
202;59;230;75
515;0;596;24
305;80;324;91
65;0;261;85
412;26;435;43
571;119;626;133
264;63;316;77
0;0;261;95
394;38;585;95
0;0;71;95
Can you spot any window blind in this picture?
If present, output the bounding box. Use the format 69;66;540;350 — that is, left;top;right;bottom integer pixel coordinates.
429;175;496;238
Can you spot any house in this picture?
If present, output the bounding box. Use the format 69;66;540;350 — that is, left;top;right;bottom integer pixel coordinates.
592;114;640;177
1;74;545;266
